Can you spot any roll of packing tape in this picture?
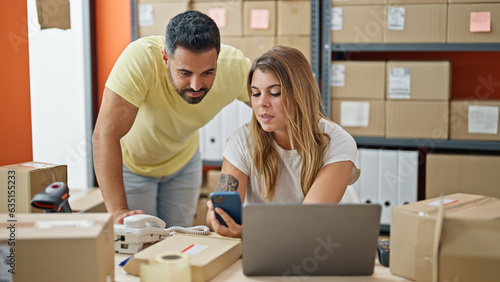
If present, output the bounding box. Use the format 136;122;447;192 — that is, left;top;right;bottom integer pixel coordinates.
140;252;191;282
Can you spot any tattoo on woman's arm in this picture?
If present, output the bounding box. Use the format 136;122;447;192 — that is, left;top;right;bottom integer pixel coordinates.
215;173;239;192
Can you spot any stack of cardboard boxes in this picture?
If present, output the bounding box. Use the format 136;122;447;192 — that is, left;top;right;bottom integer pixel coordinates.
137;0;311;62
331;60;451;139
331;0;500;44
330;0;500;202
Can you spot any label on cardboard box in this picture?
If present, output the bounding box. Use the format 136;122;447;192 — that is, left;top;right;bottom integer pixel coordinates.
468;105;499;134
470;11;491;33
331;8;343;30
331;64;345;87
139;4;154;26
388;68;411;99
387;7;405;30
182;244;208;255
427;199;459;206
18;162;52;168
340;101;370;127
35;220;96;229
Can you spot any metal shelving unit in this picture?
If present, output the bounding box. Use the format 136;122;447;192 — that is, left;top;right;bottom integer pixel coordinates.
331;43;500;52
318;0;500;152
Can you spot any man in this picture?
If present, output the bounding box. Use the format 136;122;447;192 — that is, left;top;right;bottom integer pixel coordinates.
92;10;251;226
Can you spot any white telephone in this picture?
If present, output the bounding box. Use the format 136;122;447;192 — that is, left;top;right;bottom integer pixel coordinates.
114;214;210;254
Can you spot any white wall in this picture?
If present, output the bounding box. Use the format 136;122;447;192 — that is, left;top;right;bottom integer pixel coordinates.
27;0;93;189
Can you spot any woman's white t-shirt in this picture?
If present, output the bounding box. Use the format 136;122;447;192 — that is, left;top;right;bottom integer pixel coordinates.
223;118;360;204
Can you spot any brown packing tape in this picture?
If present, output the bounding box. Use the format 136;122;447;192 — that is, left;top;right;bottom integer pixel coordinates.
413;196;445;282
36;0;71;30
432;196;445;282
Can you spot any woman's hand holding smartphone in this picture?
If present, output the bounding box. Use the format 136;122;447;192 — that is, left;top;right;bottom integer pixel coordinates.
208;191;242;238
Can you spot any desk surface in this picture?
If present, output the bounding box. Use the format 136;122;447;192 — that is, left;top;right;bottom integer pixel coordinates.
114;253;409;281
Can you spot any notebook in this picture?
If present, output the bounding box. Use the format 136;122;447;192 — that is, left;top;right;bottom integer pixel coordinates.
242;204;381;277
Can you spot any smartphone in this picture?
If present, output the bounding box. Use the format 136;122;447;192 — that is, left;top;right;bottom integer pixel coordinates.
210;191;242;226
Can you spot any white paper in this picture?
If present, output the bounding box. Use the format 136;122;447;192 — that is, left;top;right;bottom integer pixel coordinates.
139;4;154;27
468;105;499;134
331;8;343;31
19;162;51;168
387;7;405;31
35;220;95;229
388;67;411;99
427;199;458;207
331;64;346;87
182;244;208;255
340;101;370;127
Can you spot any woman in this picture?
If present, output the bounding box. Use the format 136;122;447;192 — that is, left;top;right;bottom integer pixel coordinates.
207;46;360;238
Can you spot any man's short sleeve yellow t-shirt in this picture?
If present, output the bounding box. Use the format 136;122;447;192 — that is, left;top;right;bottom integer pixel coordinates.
105;36;251;177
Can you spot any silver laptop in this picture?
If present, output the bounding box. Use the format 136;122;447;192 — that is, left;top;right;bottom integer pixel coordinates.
242;204;381;277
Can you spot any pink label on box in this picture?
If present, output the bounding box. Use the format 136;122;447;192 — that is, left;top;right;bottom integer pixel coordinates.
470;11;491;33
250;9;270;30
209;8;226;28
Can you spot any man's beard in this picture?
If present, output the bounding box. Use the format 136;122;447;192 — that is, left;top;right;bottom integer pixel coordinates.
168;68;210;104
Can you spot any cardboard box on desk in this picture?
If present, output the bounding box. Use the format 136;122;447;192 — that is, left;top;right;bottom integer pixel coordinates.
123;233;242;282
68;188;107;213
0;161;67;213
0;213;114;282
390;193;500;281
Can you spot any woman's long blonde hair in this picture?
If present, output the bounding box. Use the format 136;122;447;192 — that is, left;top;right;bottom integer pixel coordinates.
248;46;331;201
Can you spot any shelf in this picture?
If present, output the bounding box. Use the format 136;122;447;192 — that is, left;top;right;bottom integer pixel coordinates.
354;137;500;152
331;43;500;52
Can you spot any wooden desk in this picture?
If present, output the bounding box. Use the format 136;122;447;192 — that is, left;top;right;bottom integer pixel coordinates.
115;253;409;281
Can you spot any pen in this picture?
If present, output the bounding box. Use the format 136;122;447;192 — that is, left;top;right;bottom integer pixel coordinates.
119;256;132;267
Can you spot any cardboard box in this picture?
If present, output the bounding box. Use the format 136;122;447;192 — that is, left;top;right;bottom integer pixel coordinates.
123;233;242;282
331;99;386;137
386;101;449;139
390;193;500;281
331;5;385;44
331;61;386;99
191;1;243;36
384;4;447;43
449;0;500;2
138;2;190;37
386;61;450;100
387;0;447;3
426;153;500;199
333;0;385;4
0;162;67;214
0;213;114;282
193;195;209;226
448;4;500;44
275;36;311;63
277;1;310;36
450;100;500;141
68;188;107;213
241;36;275;63
221;36;244;52
243;1;276;36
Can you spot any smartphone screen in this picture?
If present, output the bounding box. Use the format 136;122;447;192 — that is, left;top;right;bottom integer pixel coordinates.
210;191;242;226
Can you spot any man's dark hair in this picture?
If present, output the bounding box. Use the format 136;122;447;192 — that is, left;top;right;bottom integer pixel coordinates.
165;10;220;58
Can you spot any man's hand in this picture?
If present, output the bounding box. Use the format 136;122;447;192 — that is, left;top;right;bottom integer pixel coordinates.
207;200;242;238
113;208;146;224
